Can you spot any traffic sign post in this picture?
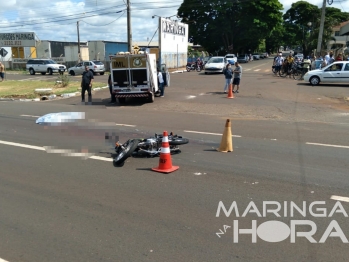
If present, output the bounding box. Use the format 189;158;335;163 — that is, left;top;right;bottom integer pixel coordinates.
0;48;8;57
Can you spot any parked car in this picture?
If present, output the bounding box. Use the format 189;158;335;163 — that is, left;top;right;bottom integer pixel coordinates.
260;53;269;58
26;59;66;75
237;55;249;63
68;60;105;76
204;56;226;74
224;54;237;63
304;61;349;85
253;54;260;60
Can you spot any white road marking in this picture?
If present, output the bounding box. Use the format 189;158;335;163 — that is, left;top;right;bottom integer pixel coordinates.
90;156;113;162
254;69;261;72
0;140;113;162
0;258;10;262
330;195;349;203
0;140;46;151
245;69;251;71
20;114;40;118
306;142;349;149
184;130;241;138
115;123;136;127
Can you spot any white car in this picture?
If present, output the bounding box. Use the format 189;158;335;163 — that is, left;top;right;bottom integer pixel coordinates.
26;59;66;75
225;54;237;63
68;60;105;76
304;61;349;85
204;56;227;74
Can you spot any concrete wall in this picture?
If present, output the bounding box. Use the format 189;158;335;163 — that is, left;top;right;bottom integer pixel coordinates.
88;41;105;61
161;52;187;69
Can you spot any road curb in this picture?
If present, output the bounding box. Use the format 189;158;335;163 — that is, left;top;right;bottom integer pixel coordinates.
0;85;109;102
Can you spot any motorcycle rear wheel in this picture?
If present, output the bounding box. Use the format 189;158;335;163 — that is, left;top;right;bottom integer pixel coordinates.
113;139;139;166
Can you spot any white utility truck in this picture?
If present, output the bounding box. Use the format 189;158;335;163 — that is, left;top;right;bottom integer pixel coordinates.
109;52;159;104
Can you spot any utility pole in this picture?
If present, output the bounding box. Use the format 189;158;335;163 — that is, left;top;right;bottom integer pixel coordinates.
127;0;132;52
316;0;327;56
77;21;81;62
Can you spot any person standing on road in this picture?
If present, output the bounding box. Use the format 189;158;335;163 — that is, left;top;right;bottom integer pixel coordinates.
158;69;165;97
81;66;94;103
108;73;116;104
274;53;284;76
223;63;233;93
0;62;5;82
232;62;242;94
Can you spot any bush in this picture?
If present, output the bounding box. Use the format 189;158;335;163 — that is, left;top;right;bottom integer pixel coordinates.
55;73;70;87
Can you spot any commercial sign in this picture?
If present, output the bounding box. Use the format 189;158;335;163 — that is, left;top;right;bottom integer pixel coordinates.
160;17;188;54
13;58;29;63
161;20;186;36
0;32;36;47
13;57;66;63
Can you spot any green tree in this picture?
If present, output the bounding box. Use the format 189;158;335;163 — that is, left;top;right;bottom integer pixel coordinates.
178;0;283;55
283;1;349;55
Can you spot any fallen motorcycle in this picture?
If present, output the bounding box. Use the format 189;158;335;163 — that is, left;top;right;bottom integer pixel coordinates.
113;132;189;166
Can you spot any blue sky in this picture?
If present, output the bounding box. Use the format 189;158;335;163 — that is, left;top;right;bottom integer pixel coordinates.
1;0;348;57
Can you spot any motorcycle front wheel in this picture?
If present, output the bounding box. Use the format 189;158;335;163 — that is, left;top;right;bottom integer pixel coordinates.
186;66;191;72
169;137;189;146
113;139;139;166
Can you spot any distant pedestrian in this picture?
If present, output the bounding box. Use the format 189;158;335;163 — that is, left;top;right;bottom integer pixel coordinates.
335;53;343;61
0;62;4;82
223;63;233;93
158;69;165;97
274;53;284;75
108;73;116;104
232;62;242;93
81;66;94;103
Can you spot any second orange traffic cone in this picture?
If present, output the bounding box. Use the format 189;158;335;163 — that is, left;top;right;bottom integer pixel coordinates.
227;83;234;99
152;131;179;173
217;119;233;152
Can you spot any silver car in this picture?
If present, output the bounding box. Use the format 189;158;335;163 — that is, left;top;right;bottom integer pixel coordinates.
68;60;105;76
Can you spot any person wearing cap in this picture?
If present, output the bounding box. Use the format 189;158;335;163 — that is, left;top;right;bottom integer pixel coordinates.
0;62;4;82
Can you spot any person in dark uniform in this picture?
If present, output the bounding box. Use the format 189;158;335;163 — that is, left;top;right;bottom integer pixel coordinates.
81;66;94;103
108;73;116;104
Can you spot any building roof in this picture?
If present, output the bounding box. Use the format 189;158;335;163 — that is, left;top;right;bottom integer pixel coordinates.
333;20;349;30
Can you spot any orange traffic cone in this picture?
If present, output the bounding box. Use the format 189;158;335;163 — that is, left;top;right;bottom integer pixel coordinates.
152;131;179;173
217;119;233;152
227;83;234;99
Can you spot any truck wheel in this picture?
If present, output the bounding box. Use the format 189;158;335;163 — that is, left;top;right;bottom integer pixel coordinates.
100;72;105;75
29;68;35;75
118;98;126;104
69;70;75;76
48;68;53;75
41;72;46;75
148;92;155;103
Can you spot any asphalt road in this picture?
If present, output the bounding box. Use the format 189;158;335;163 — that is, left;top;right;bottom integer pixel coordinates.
0;58;349;261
